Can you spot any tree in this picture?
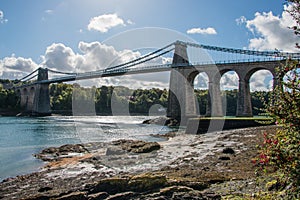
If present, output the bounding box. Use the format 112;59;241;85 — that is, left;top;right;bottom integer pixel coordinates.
0;82;20;110
258;1;300;197
287;0;300;47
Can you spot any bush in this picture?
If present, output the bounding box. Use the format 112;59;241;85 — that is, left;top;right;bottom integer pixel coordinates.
258;59;300;196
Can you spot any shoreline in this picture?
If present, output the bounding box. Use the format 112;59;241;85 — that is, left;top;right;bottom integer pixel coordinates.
0;126;278;199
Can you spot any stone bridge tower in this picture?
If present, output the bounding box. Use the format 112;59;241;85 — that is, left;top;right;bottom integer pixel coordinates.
167;41;199;123
32;68;51;115
19;68;51;116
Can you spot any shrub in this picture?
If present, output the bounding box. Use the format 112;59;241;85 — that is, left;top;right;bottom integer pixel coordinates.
259;59;300;196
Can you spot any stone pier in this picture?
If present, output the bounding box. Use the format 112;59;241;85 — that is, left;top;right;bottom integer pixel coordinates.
19;68;51;116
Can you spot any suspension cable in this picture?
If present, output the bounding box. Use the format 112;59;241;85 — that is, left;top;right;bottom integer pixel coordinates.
179;41;300;59
121;47;175;70
47;68;77;75
104;43;174;72
22;74;38;82
18;68;39;81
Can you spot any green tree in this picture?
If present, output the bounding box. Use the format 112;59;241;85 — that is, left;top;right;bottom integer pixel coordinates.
0;82;20;109
258;1;300;197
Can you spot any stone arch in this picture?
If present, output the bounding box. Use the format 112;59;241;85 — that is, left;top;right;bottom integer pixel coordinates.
190;71;209;116
219;68;240;79
219;69;239;90
30;87;35;94
244;67;276;90
187;70;210;87
219;70;239;116
23;88;28;95
234;65;276;117
249;70;274;91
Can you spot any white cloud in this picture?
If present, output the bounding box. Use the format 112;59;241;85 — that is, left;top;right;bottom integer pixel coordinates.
43;43;81;72
235;16;247;25
220;72;239;90
219;70;273;91
187;27;217;35
0;10;8;24
87;13;126;33
127;19;134;25
194;73;209;89
238;4;299;52
249;70;273;91
45;10;53;14
0;55;38;79
77;41;140;72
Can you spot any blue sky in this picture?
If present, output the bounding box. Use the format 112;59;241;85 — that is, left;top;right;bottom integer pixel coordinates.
0;0;298;90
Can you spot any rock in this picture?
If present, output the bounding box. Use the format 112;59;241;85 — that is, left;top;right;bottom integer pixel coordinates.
180;181;209;191
159;186;194;196
35;144;88;161
130;142;160;153
106;191;136;200
60;144;87;153
218;156;230;160
142;117;168;125
202;192;221;200
151;131;177;139
105;146;125;155
112;139;161;154
142;117;179;127
128;173;167;192
222;147;235;154
38;186;53;192
56;191;87;200
88;192;109;199
43;147;57;154
24;195;51;200
89;178;129;194
172;191;204;200
142;186;218;200
165;118;179;127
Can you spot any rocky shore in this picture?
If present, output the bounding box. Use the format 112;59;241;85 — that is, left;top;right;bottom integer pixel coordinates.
0;126;278;200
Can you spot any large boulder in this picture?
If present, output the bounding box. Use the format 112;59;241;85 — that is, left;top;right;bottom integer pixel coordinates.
112;139;161;153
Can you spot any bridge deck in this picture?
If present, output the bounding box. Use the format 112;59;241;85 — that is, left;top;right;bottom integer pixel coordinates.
17;60;283;88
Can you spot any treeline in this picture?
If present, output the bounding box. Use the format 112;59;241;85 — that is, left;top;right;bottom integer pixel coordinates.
50;84;169;115
0;80;269;116
50;83;269;116
0;80;20;110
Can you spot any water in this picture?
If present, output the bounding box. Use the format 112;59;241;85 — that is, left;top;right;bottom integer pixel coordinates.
0;116;172;181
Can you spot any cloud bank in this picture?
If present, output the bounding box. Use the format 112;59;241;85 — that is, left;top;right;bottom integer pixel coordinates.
0;55;38;78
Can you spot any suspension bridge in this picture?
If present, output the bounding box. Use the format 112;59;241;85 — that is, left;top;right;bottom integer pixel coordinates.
14;40;300;121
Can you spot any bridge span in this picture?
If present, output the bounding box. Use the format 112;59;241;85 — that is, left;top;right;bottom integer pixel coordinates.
14;40;299;121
